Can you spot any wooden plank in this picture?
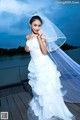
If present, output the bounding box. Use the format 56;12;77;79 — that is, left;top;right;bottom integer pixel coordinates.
0;85;24;98
18;92;32;108
27;107;38;120
13;93;28;120
7;95;22;120
75;103;80;108
66;102;80;120
73;103;80;113
1;97;13;120
1;91;80;120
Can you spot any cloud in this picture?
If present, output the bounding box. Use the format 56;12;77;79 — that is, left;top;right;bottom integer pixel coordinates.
0;0;54;35
0;0;54;15
0;0;30;15
0;0;61;36
0;0;29;34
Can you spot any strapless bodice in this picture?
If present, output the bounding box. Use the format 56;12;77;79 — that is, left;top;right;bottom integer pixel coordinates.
26;37;45;59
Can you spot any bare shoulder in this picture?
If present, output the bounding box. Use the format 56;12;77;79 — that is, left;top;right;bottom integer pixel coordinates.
26;34;31;41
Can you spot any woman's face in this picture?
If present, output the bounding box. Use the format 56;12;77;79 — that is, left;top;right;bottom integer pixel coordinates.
30;19;42;34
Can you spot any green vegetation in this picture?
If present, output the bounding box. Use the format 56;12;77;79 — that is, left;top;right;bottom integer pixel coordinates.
0;46;30;56
0;44;79;56
61;43;78;50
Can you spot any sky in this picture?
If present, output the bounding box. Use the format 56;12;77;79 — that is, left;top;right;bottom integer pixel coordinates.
0;0;80;48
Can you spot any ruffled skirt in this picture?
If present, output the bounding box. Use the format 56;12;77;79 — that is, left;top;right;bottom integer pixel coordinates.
27;55;74;120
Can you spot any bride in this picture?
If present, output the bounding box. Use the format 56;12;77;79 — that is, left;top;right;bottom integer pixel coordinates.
25;13;79;120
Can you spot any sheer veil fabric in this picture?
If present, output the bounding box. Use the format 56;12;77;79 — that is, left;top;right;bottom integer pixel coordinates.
28;11;80;103
30;12;67;52
48;48;80;103
26;11;80;120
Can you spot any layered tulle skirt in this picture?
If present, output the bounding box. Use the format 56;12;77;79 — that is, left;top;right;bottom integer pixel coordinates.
27;55;74;120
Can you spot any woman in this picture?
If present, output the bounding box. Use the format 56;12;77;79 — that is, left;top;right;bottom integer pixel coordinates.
25;15;75;120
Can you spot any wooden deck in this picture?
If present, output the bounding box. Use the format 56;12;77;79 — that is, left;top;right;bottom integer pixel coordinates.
0;91;32;120
0;85;80;120
66;103;80;120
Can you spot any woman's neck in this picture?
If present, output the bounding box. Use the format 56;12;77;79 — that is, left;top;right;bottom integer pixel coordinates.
31;32;38;37
32;30;37;34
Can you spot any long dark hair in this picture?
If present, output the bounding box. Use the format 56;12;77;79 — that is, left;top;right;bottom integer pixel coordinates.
29;15;43;24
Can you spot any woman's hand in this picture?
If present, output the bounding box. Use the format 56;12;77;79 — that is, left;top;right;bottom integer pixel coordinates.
37;31;47;55
25;46;30;52
37;30;43;39
38;30;42;36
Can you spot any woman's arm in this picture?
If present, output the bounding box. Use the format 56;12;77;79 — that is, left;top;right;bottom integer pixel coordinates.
37;33;47;55
25;46;30;52
25;35;30;52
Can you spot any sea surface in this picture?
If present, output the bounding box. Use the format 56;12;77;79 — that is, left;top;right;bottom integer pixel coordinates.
0;48;80;87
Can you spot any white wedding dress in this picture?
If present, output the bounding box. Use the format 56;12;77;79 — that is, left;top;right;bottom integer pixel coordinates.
26;37;75;120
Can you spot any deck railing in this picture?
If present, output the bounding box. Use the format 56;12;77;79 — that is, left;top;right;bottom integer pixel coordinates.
0;65;28;88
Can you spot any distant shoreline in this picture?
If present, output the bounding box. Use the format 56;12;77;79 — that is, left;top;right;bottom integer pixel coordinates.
0;44;79;56
60;43;79;50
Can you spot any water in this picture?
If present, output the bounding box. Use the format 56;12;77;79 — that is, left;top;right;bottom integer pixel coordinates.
65;48;80;64
0;48;80;87
0;48;80;69
0;54;30;69
0;54;31;87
